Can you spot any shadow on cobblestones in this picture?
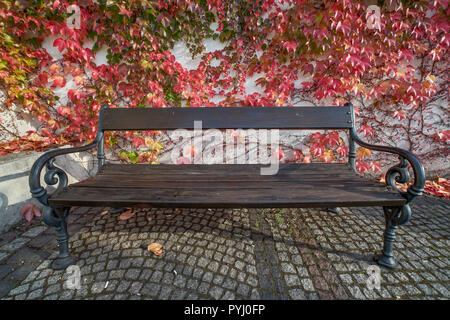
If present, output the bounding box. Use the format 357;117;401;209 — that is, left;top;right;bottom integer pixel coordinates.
0;196;449;300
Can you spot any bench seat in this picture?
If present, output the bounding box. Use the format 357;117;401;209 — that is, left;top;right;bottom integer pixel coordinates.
49;163;406;208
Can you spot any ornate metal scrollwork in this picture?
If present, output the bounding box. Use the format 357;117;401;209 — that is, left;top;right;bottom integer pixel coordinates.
28;104;109;270
349;126;423;227
29;104;109;207
30;159;69;206
347;103;425;269
349;128;425;206
385;156;410;195
44;158;68;190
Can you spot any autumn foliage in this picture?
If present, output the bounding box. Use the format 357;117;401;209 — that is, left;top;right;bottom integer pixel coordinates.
0;1;448;197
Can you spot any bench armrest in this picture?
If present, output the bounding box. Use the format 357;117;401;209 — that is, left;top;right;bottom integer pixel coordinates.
350;128;426;205
29;140;99;206
29;105;108;206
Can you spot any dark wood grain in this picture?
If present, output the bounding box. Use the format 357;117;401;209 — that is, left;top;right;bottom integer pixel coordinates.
98;163;352;173
49;164;404;208
46;106;406;210
49;186;405;208
101;106;353;130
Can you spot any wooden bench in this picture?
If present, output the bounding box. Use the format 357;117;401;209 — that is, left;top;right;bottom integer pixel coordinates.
29;104;425;270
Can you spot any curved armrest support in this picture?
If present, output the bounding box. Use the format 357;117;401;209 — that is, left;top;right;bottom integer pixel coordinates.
29;104;108;206
29;140;99;206
350;128;426;205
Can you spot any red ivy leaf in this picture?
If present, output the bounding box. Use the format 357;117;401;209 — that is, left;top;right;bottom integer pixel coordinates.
50;75;66;88
394;110;406;121
49;63;61;74
20;203;41;223
355;161;370;174
282;41;297;53
310;142;325;157
336;145;348;157
324;131;340;147
53;38;66;52
359;124;374;137
58;105;71;117
119;6;133;18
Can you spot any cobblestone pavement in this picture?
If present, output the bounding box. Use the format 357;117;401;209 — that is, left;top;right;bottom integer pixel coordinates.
0;196;449;300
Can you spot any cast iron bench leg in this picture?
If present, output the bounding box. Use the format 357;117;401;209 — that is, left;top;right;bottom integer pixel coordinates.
374;206;410;270
42;206;75;270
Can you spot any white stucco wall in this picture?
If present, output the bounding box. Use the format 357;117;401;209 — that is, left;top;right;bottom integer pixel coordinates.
0;27;448;232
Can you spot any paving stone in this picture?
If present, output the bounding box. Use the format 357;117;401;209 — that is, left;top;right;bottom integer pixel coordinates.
339;274;353;285
213;274;224;286
209;286;224;300
0;238;29;252
281;262;296;274
7;263;37;282
109;269;125;279
186;279;199;290
0;200;449;301
7;247;49;265
60;290;75;299
289;288;306;299
222;291;235;300
27;288;44;300
198;282;210;295
8;283;29;296
96;271;109;282
0;251;9;262
141;283;160;297
22;226;47;238
416;283;436;296
173;275;187;288
223;278;237;290
285;274;301;287
129;282;143;295
13;293;27;300
247;275;258;287
125;268;141;280
116;281;130;293
158;286;172;300
30;278;45;291
250;288;260;299
301;278;315;292
431;283;450;297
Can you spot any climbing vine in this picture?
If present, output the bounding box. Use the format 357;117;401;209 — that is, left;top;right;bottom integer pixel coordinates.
0;0;448;195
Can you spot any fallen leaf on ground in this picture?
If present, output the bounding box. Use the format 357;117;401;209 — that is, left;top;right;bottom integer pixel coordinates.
100;209;109;216
147;217;153;222
147;242;163;256
118;208;135;220
20;203;41;223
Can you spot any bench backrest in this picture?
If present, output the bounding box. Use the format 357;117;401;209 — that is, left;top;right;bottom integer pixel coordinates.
96;105;357;169
101;106;354;131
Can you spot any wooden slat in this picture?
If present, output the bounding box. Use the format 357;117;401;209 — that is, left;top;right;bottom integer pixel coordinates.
49;185;405;208
49;163;405;208
101;106;353;130
76;164;374;185
98;163;355;176
72;179;385;189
